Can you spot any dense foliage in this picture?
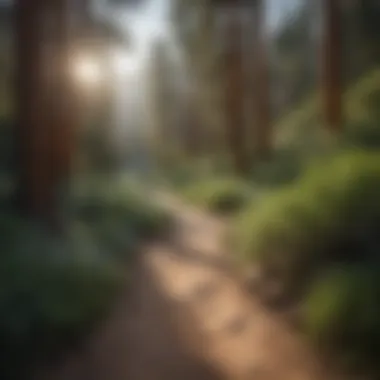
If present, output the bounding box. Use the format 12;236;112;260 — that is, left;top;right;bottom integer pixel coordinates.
0;213;122;378
276;69;380;151
234;151;380;371
0;181;170;379
182;177;253;215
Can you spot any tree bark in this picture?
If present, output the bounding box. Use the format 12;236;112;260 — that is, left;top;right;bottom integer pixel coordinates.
252;0;271;160
14;0;53;220
14;0;74;228
321;0;343;134
224;6;247;175
48;0;76;228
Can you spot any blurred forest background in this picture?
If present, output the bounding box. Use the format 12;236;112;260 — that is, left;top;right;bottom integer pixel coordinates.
1;0;380;379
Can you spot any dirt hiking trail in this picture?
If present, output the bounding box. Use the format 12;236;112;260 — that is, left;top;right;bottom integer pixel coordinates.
40;195;344;380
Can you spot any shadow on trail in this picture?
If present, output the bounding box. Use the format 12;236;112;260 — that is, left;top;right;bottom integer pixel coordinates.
127;257;225;380
39;254;224;380
165;234;234;274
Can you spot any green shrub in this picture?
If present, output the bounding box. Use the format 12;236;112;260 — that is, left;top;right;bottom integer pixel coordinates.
73;181;172;248
0;179;171;378
182;178;253;215
236;151;380;291
304;266;380;368
235;151;380;370
344;121;380;150
0;213;123;379
160;157;229;190
276;68;380;150
251;148;305;187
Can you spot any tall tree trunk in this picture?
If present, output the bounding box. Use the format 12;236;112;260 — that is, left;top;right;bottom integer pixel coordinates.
14;0;53;220
183;93;203;156
321;0;342;134
224;6;247;175
14;0;74;227
48;0;76;227
252;0;271;160
196;1;217;155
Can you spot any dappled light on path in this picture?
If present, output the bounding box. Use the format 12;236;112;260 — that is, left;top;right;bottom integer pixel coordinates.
147;199;328;380
40;196;337;380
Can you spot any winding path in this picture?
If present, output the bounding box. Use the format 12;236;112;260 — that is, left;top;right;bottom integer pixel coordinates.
41;195;341;380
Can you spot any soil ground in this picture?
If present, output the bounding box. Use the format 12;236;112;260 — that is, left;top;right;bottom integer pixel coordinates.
39;195;345;380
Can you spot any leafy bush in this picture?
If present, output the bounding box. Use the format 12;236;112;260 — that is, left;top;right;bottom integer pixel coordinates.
0;213;123;379
250;148;305;187
343;121;380;150
276;69;380;150
303;266;380;369
235;151;380;370
0;179;171;378
182;178;253;215
236;151;380;281
160;157;228;190
74;183;172;243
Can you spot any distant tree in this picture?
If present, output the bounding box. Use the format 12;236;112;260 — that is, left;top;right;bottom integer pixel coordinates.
341;0;380;82
0;3;12;118
171;0;252;173
73;0;130;176
13;0;124;227
270;2;316;119
321;0;343;134
147;40;178;167
171;0;224;156
0;3;14;175
223;4;247;174
14;0;54;221
252;0;272;160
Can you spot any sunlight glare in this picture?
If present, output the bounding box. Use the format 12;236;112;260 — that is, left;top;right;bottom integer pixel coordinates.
73;57;102;86
112;50;139;76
